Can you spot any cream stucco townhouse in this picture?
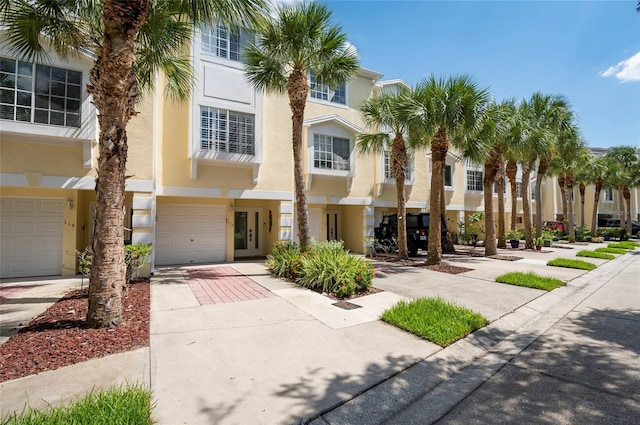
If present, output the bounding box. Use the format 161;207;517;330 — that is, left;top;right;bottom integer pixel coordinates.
1;26;638;279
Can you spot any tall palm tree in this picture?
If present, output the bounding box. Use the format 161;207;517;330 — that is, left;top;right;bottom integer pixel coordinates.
479;100;517;256
605;146;640;235
583;154;609;235
357;86;419;259
1;0;266;328
575;151;599;229
505;158;519;231
244;2;359;250
551;131;587;243
517;93;572;249
411;75;491;265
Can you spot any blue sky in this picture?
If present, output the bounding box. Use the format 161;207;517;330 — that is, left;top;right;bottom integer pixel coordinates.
320;0;640;149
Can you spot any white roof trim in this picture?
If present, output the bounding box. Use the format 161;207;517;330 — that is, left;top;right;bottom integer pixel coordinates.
378;79;411;90
303;115;363;133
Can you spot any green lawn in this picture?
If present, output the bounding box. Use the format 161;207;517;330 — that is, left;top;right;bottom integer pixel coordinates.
595;247;628;255
381;297;488;347
547;258;597;270
495;271;565;291
1;383;153;425
576;250;615;260
607;242;639;250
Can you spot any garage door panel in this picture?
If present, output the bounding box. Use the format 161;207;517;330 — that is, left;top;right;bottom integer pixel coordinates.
0;198;63;278
155;204;226;265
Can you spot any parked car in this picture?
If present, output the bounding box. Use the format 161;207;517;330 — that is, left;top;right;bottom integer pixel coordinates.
374;213;448;256
543;221;565;232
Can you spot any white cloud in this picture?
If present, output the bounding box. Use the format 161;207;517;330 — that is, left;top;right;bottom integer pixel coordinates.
600;51;640;82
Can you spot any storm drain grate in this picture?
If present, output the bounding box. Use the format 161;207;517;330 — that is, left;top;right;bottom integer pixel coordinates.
332;301;362;310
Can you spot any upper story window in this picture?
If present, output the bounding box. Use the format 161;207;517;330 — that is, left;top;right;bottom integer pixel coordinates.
201;24;252;62
466;169;483;191
444;164;452;187
314;134;350;170
603;187;614;202
309;71;346;105
200;106;255;155
516;181;523;198
0;57;81;127
383;150;413;182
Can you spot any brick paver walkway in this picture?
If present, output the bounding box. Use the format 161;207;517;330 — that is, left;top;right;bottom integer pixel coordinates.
182;267;275;305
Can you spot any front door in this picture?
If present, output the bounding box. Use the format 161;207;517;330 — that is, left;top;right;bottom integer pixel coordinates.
326;210;340;241
234;208;263;257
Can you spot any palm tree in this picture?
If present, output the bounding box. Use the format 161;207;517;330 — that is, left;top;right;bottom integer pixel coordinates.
551;131;587;243
479;100;517;256
605;146;640;235
1;0;266;328
583;154;609;235
411;75;491;265
244;2;359;250
357;86;419;259
575;152;599;229
517;93;572;249
505;158;519;231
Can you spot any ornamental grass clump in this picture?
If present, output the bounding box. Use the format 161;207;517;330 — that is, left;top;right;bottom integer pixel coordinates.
265;241;304;280
266;240;374;298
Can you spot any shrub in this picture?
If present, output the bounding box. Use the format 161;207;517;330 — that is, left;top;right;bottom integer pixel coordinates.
574;226;592;241
76;244;152;281
265;241;304;280
298;241;374;297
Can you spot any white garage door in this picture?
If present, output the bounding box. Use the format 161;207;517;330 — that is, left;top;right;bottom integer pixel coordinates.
1;198;64;278
155;204;226;265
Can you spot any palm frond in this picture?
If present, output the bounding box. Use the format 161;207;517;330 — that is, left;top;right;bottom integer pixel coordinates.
356;132;390;155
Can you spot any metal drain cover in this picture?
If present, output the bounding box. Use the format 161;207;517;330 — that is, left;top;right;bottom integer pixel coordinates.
332;301;362;310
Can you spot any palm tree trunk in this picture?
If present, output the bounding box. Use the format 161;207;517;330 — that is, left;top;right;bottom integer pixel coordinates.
521;160;534;249
506;160;518;230
558;174;567;231
590;177;602;235
579;182;586;228
496;162;506;248
441;173;456;254
483;162;497;256
522;160;533;249
623;186;632;234
566;173;576;242
288;69;311;249
87;0;150;328
427;128;448;265
391;135;408;259
535;157;549;238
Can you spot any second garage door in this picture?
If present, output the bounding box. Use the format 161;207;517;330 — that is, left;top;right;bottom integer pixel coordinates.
155;204;226;265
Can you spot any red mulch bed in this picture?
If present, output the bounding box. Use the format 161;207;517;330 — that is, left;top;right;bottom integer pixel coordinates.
370;255;473;274
0;279;150;383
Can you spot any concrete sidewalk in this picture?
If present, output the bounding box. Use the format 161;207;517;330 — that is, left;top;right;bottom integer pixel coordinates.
1;242;638;424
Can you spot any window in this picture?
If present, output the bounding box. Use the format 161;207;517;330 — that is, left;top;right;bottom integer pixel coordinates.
200;107;255;154
0;57;81;127
531;182;536;200
314;134;350;170
201;24;252;62
466;170;483;191
309;71;346;105
516;181;523;198
444;164;452;187
383;150;413;181
603;187;614;202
